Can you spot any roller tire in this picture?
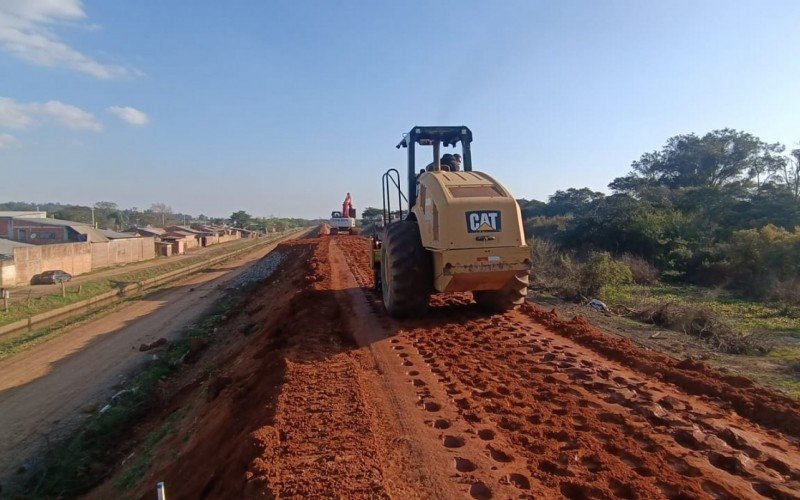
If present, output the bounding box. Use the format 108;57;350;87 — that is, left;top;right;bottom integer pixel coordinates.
473;272;529;313
380;221;432;317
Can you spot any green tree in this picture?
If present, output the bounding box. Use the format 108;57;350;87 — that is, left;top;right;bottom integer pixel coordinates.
106;211;127;230
772;146;800;200
361;206;383;220
610;129;771;194
230;210;252;228
546;188;605;216
517;198;547;218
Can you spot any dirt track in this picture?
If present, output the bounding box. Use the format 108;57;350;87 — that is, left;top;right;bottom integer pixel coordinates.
97;235;800;499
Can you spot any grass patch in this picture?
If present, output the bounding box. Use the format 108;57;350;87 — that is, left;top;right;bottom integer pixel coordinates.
0;276;198;361
115;409;184;490
631;301;766;354
769;347;800;361
608;283;800;337
767;377;800;399
24;298;233;497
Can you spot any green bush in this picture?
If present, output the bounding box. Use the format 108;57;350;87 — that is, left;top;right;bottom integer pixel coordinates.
579;252;634;298
619;253;660;284
528;238;580;297
723;225;800;300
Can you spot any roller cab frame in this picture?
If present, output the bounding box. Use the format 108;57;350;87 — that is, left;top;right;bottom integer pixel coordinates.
375;126;531;317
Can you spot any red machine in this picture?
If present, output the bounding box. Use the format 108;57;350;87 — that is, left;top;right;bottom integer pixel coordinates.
343;192;356;219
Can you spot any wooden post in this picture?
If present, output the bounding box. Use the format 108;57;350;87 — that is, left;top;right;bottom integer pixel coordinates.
78;285;82;294
61;281;66;298
1;289;8;313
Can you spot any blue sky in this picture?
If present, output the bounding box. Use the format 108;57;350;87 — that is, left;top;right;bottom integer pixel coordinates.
1;1;799;219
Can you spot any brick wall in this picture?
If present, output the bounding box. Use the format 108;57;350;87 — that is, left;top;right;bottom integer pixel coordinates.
91;237;156;269
12;242;93;285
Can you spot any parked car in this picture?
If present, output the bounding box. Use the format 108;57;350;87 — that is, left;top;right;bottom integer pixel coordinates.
31;270;72;285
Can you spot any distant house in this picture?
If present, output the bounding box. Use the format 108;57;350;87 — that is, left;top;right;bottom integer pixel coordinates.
125;226;166;239
0;215;107;245
155;241;174;257
160;234;188;255
164;230;201;250
98;229;140;240
234;228;256;239
0;210;47;219
165;225;204;235
188;224;242;246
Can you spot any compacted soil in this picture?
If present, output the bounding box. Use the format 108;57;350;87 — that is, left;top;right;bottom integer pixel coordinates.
91;234;800;499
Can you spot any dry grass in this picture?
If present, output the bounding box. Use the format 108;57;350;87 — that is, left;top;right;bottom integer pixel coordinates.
631;302;767;355
619;253;660;284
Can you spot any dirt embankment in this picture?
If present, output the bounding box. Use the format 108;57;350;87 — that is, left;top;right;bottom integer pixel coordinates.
91;237;392;499
92;235;800;499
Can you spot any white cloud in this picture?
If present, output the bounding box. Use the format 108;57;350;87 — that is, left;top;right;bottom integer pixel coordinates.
0;133;21;149
0;96;102;131
107;106;149;126
0;0;132;79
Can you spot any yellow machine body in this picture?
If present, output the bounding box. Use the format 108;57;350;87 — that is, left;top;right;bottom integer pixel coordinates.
411;170;530;293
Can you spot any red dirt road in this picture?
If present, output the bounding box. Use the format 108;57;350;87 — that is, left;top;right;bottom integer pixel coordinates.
108;235;800;499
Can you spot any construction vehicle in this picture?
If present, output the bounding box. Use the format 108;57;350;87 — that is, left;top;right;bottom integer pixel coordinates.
328;193;359;235
372;126;531;317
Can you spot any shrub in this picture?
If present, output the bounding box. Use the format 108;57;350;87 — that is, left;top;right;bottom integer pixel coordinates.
619;253;660;284
722;225;800;301
772;278;800;304
579;252;634;298
528;238;580;298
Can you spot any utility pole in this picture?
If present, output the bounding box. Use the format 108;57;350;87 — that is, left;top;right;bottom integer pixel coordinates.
91;207;96;227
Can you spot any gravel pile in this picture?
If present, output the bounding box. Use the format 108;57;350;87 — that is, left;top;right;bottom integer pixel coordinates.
227;251;285;290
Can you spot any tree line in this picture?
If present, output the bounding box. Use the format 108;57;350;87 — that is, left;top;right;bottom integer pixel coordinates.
519;129;800;301
0;202;313;233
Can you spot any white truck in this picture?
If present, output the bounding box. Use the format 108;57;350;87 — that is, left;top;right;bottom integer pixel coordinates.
329;211;357;235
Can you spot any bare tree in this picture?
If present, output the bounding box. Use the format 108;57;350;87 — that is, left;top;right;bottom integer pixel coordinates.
149;203;172;226
783;148;800;200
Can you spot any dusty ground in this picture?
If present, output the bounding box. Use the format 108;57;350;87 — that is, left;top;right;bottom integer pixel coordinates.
87;234;800;500
0;232;301;486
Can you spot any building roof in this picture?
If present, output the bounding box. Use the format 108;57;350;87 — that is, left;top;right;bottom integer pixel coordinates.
167;230;196;237
12;217;108;242
166;225;203;234
0;211;46;218
0;238;34;257
126;226;166;236
98;229;140;239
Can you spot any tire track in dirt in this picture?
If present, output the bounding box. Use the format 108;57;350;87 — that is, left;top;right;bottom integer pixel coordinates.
335;235;800;499
328;236;526;499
